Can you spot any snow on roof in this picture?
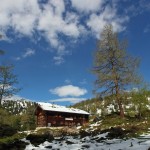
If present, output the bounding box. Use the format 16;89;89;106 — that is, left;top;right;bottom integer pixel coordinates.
37;102;89;115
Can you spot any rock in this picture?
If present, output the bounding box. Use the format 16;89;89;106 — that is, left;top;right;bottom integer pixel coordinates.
45;145;52;148
0;140;27;150
107;127;125;139
26;133;54;146
91;136;106;142
66;140;75;144
130;142;133;147
80;130;91;138
96;137;106;143
82;144;90;148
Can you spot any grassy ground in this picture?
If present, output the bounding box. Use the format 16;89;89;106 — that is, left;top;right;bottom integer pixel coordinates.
1;114;150;147
0;133;26;144
87;114;150;138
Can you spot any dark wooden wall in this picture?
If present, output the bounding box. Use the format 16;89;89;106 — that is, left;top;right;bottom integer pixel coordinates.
35;106;89;127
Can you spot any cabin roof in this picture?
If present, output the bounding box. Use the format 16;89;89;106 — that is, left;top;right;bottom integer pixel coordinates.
37;102;90;115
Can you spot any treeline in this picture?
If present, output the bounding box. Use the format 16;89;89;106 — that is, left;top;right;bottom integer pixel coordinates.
90;24;150;119
0;101;37;131
72;98;102;115
72;88;150;120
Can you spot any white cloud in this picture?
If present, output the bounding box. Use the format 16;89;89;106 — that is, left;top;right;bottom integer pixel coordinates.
64;79;72;84
71;0;104;13
0;0;128;64
0;32;11;41
144;25;150;33
15;57;21;61
124;0;150;17
0;0;40;35
15;48;35;61
53;56;64;65
37;0;81;48
49;97;86;104
49;85;87;97
87;5;128;38
80;79;87;85
23;48;35;58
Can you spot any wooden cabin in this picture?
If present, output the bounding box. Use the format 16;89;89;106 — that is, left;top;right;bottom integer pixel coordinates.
35;102;90;127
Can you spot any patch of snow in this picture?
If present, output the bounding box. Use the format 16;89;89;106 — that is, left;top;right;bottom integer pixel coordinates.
24;132;150;150
96;132;108;138
96;109;101;115
77;126;82;129
90;121;101;127
25;143;37;150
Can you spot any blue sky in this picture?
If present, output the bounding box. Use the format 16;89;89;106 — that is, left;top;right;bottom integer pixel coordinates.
0;0;150;106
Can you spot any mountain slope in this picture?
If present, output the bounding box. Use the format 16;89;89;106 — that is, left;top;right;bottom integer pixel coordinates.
71;98;103;115
1;98;36;115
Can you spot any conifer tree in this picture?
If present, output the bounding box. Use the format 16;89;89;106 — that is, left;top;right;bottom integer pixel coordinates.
93;25;140;117
0;65;20;106
131;87;150;119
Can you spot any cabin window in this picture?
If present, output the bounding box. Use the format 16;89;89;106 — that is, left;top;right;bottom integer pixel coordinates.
65;118;73;121
48;123;51;127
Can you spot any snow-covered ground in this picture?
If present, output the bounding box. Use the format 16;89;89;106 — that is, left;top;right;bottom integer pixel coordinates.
24;133;150;150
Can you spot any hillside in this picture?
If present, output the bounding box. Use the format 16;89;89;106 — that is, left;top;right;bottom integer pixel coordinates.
1;98;37;115
72;91;150;119
1;98;101;116
1;95;150;150
71;98;102;115
0;98;37;131
71;97;119;117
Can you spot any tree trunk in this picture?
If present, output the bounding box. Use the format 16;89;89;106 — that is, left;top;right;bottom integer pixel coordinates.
0;84;5;106
118;102;124;118
115;83;124;118
111;56;125;118
138;105;142;120
0;94;2;107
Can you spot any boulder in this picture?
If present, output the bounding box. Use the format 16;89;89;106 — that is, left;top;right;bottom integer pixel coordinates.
0;140;27;150
26;133;54;146
107;127;125;139
80;130;91;138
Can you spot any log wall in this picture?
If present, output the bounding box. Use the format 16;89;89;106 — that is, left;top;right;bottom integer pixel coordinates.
35;106;89;127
